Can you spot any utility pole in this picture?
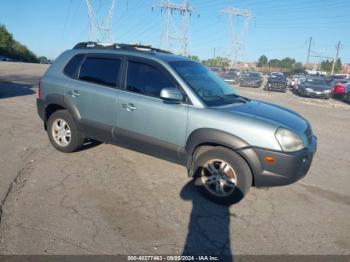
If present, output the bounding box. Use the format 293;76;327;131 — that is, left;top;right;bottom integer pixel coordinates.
85;0;116;43
154;0;194;55
222;7;253;67
331;41;341;75
213;48;216;59
306;36;312;68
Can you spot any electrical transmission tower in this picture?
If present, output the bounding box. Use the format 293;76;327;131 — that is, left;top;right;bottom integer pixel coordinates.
85;0;116;43
331;41;341;75
222;7;253;66
153;0;193;55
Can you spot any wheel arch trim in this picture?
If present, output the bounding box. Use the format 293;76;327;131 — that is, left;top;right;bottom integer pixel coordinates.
44;94;81;122
184;128;258;175
185;128;250;155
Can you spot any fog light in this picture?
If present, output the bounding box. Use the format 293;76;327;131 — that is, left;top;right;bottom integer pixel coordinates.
264;156;275;164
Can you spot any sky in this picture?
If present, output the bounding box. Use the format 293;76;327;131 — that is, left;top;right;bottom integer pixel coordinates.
0;0;349;63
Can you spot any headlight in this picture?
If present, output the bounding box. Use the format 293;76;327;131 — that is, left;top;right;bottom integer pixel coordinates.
275;128;304;152
305;88;313;92
325;90;331;93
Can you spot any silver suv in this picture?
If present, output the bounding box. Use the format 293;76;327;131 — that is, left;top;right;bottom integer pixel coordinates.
36;42;317;205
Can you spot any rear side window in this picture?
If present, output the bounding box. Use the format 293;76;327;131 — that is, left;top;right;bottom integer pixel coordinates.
126;61;174;98
79;57;121;87
63;54;84;78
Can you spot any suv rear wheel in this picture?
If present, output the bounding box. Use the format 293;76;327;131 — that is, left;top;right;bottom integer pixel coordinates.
47;110;84;153
193;147;252;205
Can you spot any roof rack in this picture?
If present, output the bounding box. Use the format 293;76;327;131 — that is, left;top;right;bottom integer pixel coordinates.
73;42;173;54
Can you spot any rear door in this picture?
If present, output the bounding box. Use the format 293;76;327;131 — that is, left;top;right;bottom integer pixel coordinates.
64;54;123;141
115;57;189;163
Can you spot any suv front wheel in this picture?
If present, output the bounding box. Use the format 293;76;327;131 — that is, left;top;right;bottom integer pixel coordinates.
193;147;252;205
47;110;84;153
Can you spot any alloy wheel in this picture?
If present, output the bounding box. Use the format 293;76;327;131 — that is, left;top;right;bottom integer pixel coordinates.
51;118;72;147
200;159;237;197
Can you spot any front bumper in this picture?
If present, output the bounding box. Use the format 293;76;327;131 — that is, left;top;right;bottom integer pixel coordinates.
224;79;239;85
303;90;331;98
268;83;287;91
239;135;317;187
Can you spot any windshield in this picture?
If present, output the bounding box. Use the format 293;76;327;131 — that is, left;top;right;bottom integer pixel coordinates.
242;72;260;78
305;78;328;86
223;72;238;78
270;75;286;80
170;61;245;107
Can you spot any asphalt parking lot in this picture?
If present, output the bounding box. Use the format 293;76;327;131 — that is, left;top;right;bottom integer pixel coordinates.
0;62;349;256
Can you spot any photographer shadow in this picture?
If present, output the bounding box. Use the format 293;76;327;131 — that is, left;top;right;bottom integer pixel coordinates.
180;180;234;261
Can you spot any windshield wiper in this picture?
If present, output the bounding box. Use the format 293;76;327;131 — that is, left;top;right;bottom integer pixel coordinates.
204;94;249;104
223;93;251;102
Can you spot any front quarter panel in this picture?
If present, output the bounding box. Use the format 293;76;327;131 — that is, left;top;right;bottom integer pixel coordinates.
186;107;281;151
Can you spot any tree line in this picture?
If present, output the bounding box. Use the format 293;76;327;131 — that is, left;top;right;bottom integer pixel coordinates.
190;54;343;75
320;59;342;73
0;24;39;63
258;54;342;74
257;55;304;73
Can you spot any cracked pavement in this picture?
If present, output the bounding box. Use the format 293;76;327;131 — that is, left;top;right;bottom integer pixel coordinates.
0;62;349;255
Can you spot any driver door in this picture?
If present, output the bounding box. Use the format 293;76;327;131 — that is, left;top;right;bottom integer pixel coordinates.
115;58;189;163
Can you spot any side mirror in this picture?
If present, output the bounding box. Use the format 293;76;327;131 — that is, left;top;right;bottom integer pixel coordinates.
160;87;184;103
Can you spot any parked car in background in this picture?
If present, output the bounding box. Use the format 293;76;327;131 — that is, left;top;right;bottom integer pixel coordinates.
333;74;349;79
290;75;304;91
332;79;350;98
325;74;346;83
228;68;240;76
223;71;240;85
342;83;350;103
0;56;11;62
297;77;332;99
209;67;224;77
270;72;284;76
239;72;262;88
266;74;288;92
293;76;306;93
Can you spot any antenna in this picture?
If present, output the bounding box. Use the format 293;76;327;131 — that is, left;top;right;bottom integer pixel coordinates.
222;7;253;66
154;0;194;56
84;0;116;43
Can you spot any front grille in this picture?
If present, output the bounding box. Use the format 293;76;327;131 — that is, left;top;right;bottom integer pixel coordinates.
271;82;285;87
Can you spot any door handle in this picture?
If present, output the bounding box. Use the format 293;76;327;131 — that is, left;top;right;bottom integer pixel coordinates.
122;103;136;111
71;90;80;97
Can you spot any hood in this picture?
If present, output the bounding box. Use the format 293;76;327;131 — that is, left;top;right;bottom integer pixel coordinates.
218;100;309;135
241;76;261;81
304;83;330;91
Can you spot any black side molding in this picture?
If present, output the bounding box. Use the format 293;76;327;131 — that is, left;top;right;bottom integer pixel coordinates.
185;128;249;156
184;128;250;175
44;94;81;122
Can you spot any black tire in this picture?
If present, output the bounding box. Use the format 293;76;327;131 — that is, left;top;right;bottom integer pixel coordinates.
192;147;252;205
47;110;84;153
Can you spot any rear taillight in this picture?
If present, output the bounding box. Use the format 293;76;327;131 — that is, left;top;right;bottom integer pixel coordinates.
38;80;42;99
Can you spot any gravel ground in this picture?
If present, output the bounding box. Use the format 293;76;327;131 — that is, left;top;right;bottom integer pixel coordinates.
0;62;349;256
